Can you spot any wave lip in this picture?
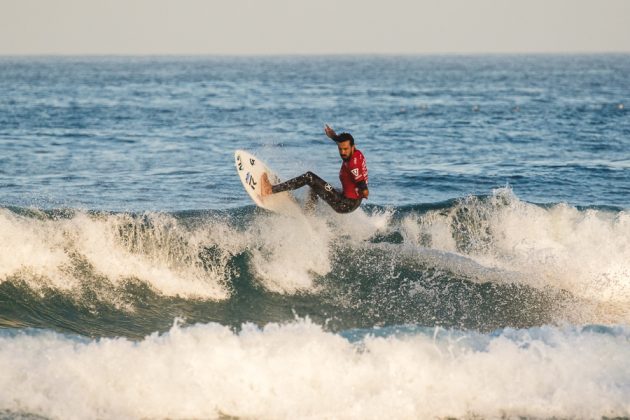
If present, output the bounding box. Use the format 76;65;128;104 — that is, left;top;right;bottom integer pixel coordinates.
1;319;629;419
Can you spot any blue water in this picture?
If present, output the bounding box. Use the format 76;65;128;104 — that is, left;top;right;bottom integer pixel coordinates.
1;55;630;418
2;55;629;210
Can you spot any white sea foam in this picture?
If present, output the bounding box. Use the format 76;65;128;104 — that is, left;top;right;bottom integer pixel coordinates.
400;189;630;320
0;319;628;419
0;209;233;300
247;204;393;293
0;204;395;299
248;211;332;293
0;209;77;290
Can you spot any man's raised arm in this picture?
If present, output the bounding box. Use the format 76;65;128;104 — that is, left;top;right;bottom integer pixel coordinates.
324;124;339;141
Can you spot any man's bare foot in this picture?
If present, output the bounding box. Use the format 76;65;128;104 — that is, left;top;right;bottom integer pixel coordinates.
260;173;272;197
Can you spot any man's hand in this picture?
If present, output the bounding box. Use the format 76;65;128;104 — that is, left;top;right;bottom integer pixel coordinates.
324;124;338;141
361;188;369;199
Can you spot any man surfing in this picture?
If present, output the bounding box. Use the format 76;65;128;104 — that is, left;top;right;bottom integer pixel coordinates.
260;124;369;214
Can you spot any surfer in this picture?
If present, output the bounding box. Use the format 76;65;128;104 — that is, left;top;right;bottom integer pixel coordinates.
260;124;369;213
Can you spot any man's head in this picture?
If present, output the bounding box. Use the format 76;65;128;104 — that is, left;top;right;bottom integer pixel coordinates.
335;132;355;161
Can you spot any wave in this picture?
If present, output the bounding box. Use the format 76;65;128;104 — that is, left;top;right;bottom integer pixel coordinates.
0;319;629;419
397;190;630;305
1;188;629;336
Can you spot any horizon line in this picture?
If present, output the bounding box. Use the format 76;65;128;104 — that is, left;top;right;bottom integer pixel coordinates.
1;51;630;58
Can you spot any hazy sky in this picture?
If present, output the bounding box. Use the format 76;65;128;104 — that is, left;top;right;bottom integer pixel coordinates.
1;0;629;55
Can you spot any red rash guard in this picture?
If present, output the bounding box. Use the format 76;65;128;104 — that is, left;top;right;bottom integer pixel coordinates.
339;149;368;199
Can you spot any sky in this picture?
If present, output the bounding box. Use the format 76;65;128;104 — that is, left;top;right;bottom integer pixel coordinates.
1;0;629;55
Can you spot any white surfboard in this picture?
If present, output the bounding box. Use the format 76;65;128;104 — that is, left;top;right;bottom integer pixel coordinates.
234;150;300;214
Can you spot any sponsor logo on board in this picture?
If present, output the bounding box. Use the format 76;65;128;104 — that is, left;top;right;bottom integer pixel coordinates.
246;172;257;190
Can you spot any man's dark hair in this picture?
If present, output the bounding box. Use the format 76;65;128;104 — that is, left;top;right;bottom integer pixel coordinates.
335;132;354;146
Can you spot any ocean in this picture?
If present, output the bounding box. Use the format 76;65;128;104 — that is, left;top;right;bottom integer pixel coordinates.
1;55;629;418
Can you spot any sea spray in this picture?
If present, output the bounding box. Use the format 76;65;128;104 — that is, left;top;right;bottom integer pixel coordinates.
398;188;630;320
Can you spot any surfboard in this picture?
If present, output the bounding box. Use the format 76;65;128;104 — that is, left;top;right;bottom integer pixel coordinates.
234;150;300;214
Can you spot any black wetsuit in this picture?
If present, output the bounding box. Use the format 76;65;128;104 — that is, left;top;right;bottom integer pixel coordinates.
271;171;362;214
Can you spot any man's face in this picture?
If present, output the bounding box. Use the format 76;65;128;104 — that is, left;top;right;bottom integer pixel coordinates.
337;140;355;161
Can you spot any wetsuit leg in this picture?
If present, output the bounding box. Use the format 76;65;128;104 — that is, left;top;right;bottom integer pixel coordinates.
271;171;361;214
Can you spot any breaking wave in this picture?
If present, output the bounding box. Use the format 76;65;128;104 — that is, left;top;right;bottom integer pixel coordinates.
1;188;629;337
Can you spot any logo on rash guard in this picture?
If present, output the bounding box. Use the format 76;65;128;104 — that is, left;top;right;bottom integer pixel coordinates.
351;168;359;177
